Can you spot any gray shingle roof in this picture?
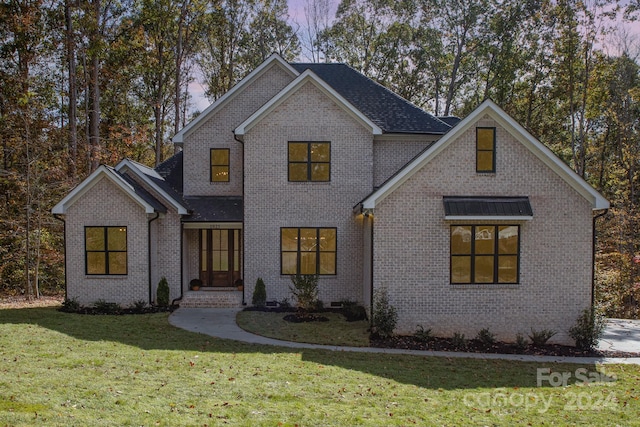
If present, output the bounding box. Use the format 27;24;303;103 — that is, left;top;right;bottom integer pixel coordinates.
443;196;533;217
118;172;167;213
182;196;243;222
154;153;243;222
291;63;451;134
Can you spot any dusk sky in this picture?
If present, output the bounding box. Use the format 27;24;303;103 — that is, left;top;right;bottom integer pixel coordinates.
188;0;640;113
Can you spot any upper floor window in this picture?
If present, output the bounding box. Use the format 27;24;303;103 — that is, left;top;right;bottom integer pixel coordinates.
85;226;127;275
210;148;230;182
476;127;496;173
450;225;519;284
281;227;336;275
288;142;330;182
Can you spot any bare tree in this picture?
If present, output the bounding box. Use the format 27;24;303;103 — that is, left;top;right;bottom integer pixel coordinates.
301;0;333;62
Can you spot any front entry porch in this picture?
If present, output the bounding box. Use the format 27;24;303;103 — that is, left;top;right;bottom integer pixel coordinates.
199;228;241;287
182;221;244;308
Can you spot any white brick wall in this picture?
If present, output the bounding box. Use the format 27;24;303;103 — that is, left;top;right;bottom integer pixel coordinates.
373;136;439;187
183;63;296;197
242;81;373;305
65;177;151;306
373;116;593;344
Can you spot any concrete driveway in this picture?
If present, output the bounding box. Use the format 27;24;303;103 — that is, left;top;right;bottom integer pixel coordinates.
598;318;640;353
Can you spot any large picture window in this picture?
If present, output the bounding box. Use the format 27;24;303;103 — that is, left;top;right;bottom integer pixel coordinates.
85;226;127;275
476;127;496;173
288;142;330;182
210;148;230;182
450;225;519;284
281;227;336;275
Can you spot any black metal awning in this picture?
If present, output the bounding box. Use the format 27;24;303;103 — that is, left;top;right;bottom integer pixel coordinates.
443;196;533;219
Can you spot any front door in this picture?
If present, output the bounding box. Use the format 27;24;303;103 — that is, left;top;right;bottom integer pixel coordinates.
200;229;241;287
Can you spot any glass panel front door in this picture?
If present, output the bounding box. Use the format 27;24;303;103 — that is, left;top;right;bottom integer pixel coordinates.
200;229;241;287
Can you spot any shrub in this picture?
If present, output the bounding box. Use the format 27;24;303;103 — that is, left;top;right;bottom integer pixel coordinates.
476;328;496;346
341;300;367;322
414;325;433;343
278;297;291;308
93;299;121;314
515;333;528;350
528;328;557;346
157;277;170;306
569;307;606;350
370;289;397;339
452;332;467;349
289;274;319;312
132;300;147;311
60;297;80;313
252;278;267;307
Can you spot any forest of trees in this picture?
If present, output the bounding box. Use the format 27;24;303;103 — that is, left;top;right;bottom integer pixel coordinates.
1;0;640;318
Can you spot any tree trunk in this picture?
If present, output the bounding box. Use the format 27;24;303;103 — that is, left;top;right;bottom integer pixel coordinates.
88;0;101;172
65;0;78;178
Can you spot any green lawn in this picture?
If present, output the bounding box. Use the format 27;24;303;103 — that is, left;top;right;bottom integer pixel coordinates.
0;307;639;426
236;310;370;346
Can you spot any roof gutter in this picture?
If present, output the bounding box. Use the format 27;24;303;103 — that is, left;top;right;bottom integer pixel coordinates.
53;214;67;301
592;208;609;308
148;212;160;305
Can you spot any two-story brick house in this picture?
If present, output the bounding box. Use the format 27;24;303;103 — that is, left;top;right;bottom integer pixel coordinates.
52;54;608;344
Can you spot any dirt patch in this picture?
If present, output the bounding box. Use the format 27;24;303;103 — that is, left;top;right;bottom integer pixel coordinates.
0;295;64;309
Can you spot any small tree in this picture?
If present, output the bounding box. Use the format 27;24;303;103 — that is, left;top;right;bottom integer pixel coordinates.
370;288;397;339
289;274;319;313
252;277;267;307
157;277;170;306
569;307;606;350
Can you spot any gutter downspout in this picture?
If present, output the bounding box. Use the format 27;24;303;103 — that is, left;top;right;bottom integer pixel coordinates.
233;131;246;305
53;214;67;301
148;212;160;305
172;221;184;306
592;208;609;308
368;213;374;322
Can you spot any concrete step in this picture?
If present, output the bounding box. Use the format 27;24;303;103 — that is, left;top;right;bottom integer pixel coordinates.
179;288;244;308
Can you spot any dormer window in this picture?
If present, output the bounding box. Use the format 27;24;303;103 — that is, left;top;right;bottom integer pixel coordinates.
288;142;331;182
476;127;496;173
210;148;230;182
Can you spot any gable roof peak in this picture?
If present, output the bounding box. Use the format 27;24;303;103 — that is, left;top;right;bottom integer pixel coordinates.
234;68;383;137
359;99;609;211
51;164;161;215
172;53;299;144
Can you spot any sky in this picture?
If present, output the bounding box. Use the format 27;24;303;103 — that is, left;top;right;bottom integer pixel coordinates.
188;0;640;113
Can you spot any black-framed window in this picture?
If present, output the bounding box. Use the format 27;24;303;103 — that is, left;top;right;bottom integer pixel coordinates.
288;142;330;182
85;226;127;275
450;225;519;284
281;227;336;275
476;127;496;173
210;148;230;182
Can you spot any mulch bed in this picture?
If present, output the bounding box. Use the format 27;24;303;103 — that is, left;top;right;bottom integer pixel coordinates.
370;335;640;358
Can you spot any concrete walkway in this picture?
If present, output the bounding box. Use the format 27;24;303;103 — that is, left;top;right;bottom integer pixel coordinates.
169;308;640;365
